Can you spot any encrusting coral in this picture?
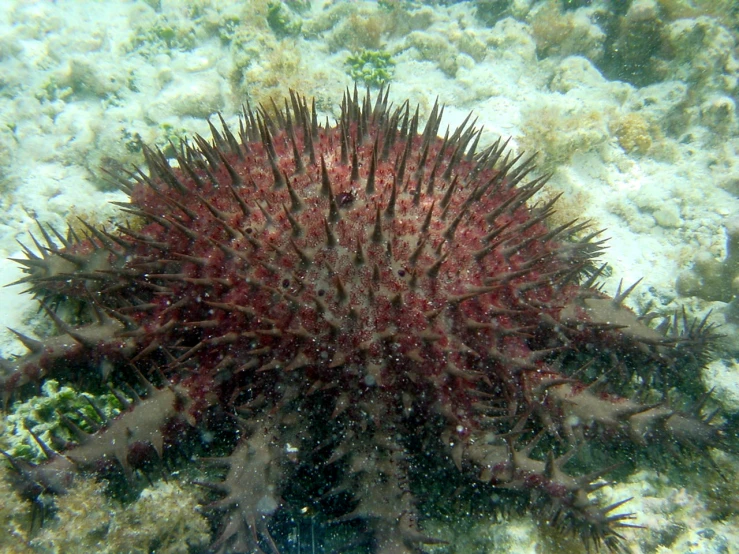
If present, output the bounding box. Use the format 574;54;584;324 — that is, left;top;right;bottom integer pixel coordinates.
0;88;730;553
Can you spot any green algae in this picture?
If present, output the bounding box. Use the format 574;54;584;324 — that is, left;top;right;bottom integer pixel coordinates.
2;380;125;463
345;49;396;88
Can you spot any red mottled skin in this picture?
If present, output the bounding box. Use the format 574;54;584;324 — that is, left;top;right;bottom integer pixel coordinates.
0;89;725;554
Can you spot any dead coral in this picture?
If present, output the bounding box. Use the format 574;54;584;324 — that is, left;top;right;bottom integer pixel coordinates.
312;0;433;53
663;16;739;98
518;100;610;172
657;0;739;23
0;466;34;554
676;217;739;302
601;0;668;87
610;112;656;154
700;96;737;136
529;1;605;62
404;31;460;77
31;480;210;554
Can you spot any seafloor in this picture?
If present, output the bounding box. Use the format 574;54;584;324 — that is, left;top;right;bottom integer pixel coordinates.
0;1;737;553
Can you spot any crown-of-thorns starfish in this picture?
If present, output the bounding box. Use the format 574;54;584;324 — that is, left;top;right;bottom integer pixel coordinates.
1;87;725;554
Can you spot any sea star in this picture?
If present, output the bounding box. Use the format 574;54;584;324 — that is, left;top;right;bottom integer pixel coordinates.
0;88;725;553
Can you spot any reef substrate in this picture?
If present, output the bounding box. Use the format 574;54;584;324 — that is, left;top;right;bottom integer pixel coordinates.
0;88;728;553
